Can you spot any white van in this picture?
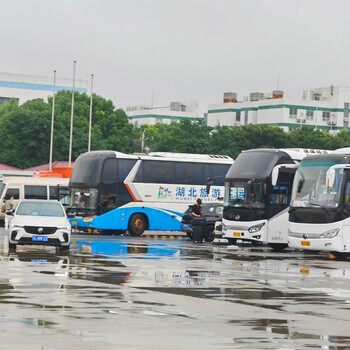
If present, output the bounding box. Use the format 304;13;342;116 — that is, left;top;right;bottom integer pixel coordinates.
0;177;69;223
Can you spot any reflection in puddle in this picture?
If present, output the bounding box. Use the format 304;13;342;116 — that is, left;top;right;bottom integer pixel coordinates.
230;318;350;348
0;317;56;327
1;236;350;348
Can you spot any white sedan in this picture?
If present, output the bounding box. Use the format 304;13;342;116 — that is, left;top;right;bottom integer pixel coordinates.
7;199;71;251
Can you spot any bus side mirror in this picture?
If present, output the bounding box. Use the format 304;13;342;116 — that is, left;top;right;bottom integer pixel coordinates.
297;179;304;193
271;167;279;186
206;177;214;195
206;184;211;195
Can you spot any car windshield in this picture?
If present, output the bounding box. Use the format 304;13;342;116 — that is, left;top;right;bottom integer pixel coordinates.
224;179;267;208
16;202;65;217
291;161;342;208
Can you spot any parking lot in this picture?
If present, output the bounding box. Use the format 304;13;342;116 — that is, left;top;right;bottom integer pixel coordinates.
0;227;350;349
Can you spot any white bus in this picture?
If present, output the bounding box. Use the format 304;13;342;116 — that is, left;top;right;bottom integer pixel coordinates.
220;148;329;250
0;177;70;223
66;151;233;235
288;148;350;257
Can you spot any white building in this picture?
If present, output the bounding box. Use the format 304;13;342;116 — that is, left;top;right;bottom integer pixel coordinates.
0;72;88;106
207;86;350;132
126;99;209;125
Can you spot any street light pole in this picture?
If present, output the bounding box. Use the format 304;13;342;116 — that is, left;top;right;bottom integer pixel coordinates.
49;70;56;171
68;60;76;167
88;74;94;152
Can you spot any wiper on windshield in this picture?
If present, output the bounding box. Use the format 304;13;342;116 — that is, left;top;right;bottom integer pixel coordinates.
309;202;330;214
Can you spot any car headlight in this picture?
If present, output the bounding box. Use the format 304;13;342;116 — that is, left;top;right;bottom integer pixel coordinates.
57;225;71;230
11;223;24;228
248;223;265;233
320;228;339;239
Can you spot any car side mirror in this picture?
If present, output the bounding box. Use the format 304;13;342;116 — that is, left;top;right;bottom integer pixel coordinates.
5;210;13;216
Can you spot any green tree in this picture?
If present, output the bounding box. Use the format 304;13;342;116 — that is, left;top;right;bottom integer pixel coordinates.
0;91;136;168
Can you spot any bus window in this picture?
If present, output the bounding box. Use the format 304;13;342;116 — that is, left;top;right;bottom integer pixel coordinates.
5;188;20;200
270;185;288;204
176;162;204;185
24;185;47;200
136;160;176;184
344;176;350;205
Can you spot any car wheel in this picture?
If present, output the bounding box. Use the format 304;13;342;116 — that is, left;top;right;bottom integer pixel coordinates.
128;214;147;236
203;225;215;242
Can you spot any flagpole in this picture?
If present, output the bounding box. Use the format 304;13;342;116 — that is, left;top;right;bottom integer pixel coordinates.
88;73;94;152
49;70;56;171
68;60;76;166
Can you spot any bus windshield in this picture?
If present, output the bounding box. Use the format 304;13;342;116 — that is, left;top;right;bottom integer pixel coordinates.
71;188;99;209
224;179;267;208
291;162;342;208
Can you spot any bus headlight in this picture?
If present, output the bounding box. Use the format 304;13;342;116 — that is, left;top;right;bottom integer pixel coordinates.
222;223;227;232
248;223;265;233
83;217;94;223
320;228;339;239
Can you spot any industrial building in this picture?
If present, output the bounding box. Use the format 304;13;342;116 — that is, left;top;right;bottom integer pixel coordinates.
126;99;208;125
0;72;88;106
207;86;349;132
126;85;350;132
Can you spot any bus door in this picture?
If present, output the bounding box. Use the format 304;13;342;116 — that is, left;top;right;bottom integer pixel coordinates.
269;171;295;217
342;171;350;250
56;186;72;209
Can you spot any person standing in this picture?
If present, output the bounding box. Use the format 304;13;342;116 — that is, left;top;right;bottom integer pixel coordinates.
191;198;205;243
191;198;203;217
4;195;14;231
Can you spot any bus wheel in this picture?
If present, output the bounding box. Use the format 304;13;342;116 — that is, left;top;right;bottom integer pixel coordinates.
129;214;147;236
203;225;215;242
269;243;288;251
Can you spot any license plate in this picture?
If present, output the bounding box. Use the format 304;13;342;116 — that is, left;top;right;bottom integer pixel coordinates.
301;241;310;247
234;232;241;237
32;236;49;242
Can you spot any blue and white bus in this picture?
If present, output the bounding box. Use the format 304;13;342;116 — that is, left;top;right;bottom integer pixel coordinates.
67;151;233;235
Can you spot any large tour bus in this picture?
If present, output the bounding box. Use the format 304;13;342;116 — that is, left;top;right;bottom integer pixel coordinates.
66;151;233;235
0;177;70;223
288;148;350;257
220;148;330;250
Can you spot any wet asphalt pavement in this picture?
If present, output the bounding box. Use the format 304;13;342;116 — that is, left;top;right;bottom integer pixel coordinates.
0;228;350;349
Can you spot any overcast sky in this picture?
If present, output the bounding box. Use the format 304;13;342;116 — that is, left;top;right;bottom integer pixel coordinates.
1;0;349;109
